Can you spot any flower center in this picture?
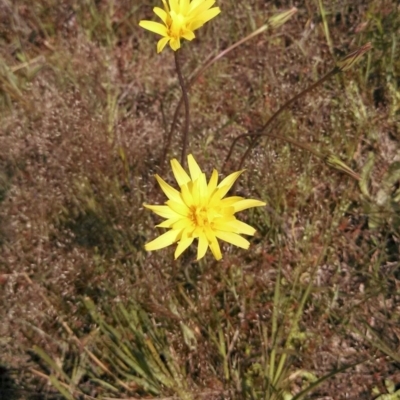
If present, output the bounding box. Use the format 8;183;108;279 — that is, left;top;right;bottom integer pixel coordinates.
169;11;187;38
192;206;210;227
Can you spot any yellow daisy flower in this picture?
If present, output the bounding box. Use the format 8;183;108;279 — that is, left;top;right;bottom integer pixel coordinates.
139;0;221;53
144;154;266;260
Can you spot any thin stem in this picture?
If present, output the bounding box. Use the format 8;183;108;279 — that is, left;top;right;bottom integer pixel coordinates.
160;95;184;173
223;67;340;172
174;50;190;168
160;27;292;171
160;26;272;171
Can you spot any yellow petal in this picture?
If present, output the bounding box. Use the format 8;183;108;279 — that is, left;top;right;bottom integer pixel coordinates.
193;226;203;237
169;37;181;51
209;171;245;206
145;229;182;251
191;173;207;206
197;233;209;260
155;174;182;202
189;0;216;15
187;154;203;181
181;184;194;207
166;199;190;216
233;199;266;212
189;8;220;31
208;186;229;206
205;227;222;260
181;30;196;41
220;196;244;206
172;217;194;230
139;20;168;36
171;158;191;186
215;230;250;249
153;7;168;24
156;217;182;228
179;0;190;14
217;170;244;197
174;236;194;259
207;169;219;196
213;218;256;236
209;239;222;260
161;0;170;12
197;173;208;201
230;219;256;235
191;177;201;205
157;36;170;53
169;0;179;14
144;204;179;219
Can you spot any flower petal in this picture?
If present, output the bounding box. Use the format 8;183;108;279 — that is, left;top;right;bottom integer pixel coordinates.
233;199;266;212
169;0;179;14
220;196;244;207
215;230;250;249
208;171;245;206
145;229;182;251
172;217;194;230
157;36;170;53
197;173;208;201
155;174;182;202
153;6;168;24
205;226;222;260
175;236;194;259
157;217;182;228
209;239;222;260
179;0;190;14
171;158;191;186
189;8;221;31
144;204;179;219
197;233;209;260
162;0;170;12
139;20;168;36
181;30;196;41
188;154;203;181
218;170;244;193
166;199;190;216
169;37;181;51
189;0;216;15
213;218;256;236
207;169;219;196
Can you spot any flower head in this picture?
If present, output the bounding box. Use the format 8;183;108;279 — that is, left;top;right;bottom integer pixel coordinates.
144;154;266;260
139;0;221;53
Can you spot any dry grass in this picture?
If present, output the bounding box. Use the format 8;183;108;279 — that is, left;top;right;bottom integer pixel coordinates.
0;0;399;399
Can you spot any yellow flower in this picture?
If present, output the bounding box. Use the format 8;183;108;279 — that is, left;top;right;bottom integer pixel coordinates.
139;0;221;53
144;154;266;260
